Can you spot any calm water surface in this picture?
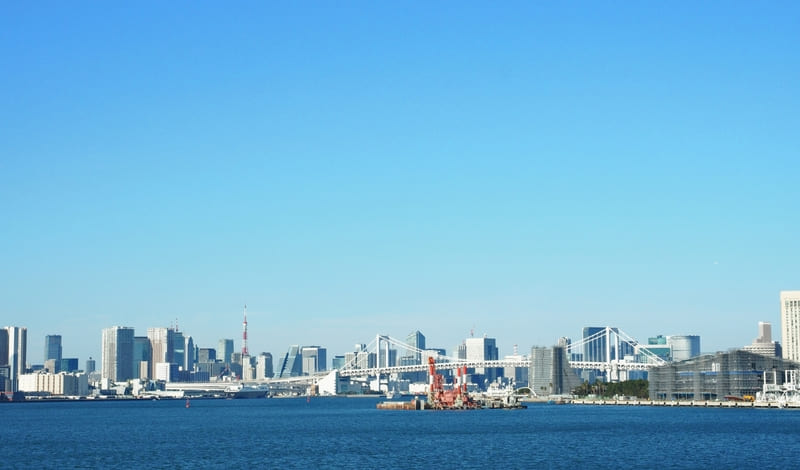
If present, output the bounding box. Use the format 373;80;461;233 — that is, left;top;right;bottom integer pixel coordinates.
2;397;800;469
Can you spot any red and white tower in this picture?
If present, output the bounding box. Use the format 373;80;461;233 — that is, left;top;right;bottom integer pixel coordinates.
241;304;249;357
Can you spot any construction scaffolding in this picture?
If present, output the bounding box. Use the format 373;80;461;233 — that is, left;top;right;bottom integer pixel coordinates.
649;350;799;401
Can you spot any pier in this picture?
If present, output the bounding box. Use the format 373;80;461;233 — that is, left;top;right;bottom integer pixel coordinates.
569;398;799;408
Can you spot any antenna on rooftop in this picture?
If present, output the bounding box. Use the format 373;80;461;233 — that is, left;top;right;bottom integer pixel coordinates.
242;304;249;357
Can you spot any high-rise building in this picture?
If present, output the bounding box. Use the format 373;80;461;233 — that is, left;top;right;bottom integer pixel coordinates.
743;321;782;358
529;346;580;396
133;336;152;379
301;346;327;375
277;345;303;378
465;336;500;385
780;291;800;362
405;331;425;363
197;348;216;363
218;339;234;365
256;352;273;379
2;327;27;391
667;335;701;362
171;330;185;371
185;336;195;371
101;326;134;382
85;357;96;374
44;335;62;364
147;327;186;379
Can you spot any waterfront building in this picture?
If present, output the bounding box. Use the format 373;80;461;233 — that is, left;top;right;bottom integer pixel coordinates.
3;327;27;392
1;327;27;392
218;339;234;365
44;335;62;365
667;335;701;361
18;371;89;396
256;352;273;379
101;326;134;382
743;321;782;358
649;350;799;400
85;357;96;374
529;345;580;396
465;336;500;385
301;346;327;374
332;355;345;370
780;291;800;362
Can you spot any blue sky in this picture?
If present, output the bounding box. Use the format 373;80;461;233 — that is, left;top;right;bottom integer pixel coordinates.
2;2;798;365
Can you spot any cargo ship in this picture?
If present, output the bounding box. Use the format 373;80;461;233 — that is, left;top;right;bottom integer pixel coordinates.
224;383;270;399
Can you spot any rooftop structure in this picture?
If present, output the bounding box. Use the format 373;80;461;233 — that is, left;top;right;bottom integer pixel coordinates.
781;291;800;362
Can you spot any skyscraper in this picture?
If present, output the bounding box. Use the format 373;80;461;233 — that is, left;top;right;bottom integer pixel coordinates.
44;335;62;363
133;336;152;379
218;339;234;366
256;352;273;379
405;331;425;363
781;291;800;362
171;330;185;371
101;326;134;382
3;327;27;391
148;327;178;379
185;336;195;371
301;346;327;375
465;336;499;385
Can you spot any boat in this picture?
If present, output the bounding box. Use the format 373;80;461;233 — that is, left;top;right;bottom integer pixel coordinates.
224;383;270;399
385;387;397;399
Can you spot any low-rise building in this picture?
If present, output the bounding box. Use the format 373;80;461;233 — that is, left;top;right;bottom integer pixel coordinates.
649;350;798;400
18;371;89;396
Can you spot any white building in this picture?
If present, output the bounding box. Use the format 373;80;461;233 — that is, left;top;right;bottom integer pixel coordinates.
3;326;27;392
18;371;89;396
781;291;800;362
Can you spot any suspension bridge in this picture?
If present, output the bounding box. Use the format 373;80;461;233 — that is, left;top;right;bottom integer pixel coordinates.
167;327;668;395
335;327;667;381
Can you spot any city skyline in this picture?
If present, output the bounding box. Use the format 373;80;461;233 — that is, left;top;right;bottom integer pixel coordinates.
2;310;787;370
2;3;798;365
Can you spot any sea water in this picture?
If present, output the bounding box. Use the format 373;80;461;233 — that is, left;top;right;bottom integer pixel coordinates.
2;397;799;469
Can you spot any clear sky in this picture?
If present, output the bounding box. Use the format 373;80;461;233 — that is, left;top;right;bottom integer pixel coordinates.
1;2;798;366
